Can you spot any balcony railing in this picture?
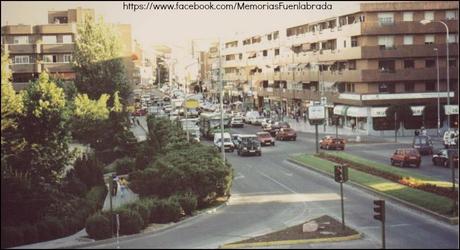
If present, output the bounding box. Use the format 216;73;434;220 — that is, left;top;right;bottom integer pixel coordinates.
361;20;458;35
42;63;73;73
362;67;457;82
41;44;75;53
361;44;458;59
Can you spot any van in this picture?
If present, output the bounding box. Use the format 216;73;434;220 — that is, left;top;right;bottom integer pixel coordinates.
213;132;234;152
412;135;433;155
443;130;459;148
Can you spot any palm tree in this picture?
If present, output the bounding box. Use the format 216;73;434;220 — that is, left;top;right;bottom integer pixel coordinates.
386;104;413;142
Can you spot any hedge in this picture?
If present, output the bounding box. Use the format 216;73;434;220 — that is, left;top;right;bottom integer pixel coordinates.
85;212;112;240
1;226;24;248
114;157;136;175
172;192;198;216
115;208;144;235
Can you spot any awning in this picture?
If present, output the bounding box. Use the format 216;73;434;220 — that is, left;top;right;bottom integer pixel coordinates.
371;107;388;117
333;105;348;116
444;105;459;115
347;106;369;117
411;106;425;116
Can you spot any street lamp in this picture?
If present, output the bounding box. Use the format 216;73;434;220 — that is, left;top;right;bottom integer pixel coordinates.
434;48;441;136
420;19;451;132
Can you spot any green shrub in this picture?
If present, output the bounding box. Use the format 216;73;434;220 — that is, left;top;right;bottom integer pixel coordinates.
43;216;65;238
127;201;151;228
85;212;112;240
150;198;183;223
114;157;136;175
86;185;108;211
62;217;80;236
62;175;88;197
172;192;197;216
21;224;39;245
1;226;24;248
115;208;143;235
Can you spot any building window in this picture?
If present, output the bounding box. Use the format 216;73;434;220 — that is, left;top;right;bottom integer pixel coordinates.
263;50;268;57
404;60;414;68
348;60;356;70
425;34;435;45
378;83;389;93
405;82;415;92
425;81;436;91
274;48;280;56
43;35;57;44
13;36;29;44
425;59;436;68
13;55;30;64
378;12;394;25
403;12;413;22
446;10;457;20
378;60;395;72
239;53;243;60
448;34;458;44
449;59;457;67
62;35;72;43
378;36;394;49
343;40;346;48
63;54;73;63
403;35;413;45
43;55;57;63
273;31;279;40
351;36;358;47
424;11;434;21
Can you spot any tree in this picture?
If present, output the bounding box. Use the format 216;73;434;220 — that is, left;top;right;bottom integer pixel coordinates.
73;17;130;103
386;104;413;141
423;103;445;129
15;72;72;185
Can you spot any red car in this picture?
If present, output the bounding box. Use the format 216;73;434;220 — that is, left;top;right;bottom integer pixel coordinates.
320;136;346;150
256;132;275;146
132;109;147;116
390;148;421;168
276;128;297;141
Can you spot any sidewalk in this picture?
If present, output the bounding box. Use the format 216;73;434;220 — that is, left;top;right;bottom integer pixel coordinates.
13;176;139;249
283;117;443;144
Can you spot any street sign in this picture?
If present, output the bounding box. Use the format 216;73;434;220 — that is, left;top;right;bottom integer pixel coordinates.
308;105;325;120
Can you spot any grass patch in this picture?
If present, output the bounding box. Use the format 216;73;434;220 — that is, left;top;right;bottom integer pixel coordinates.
322;151;455;188
290;154;454;216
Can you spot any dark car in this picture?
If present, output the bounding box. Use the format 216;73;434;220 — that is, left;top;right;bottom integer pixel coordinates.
390;148;421;168
319;136;346;150
412;135;433;155
275;128;297;141
256;132;275;146
269;122;290;137
236;135;262;156
432;149;459;167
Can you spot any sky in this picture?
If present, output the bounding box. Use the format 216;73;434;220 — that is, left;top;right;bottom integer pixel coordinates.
1;1;363;56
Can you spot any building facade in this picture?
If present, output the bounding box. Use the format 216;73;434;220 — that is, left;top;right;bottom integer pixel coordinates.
1;7;135;91
217;1;458;135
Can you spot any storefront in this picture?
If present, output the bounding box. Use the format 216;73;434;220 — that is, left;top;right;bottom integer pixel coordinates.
333;105;348;127
346;106;369;130
445;104;459;128
404;106;425;129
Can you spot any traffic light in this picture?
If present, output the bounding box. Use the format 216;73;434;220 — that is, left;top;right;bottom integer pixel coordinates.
334;165;348;183
373;200;385;221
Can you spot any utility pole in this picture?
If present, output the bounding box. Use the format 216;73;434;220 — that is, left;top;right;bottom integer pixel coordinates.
219;39;225;163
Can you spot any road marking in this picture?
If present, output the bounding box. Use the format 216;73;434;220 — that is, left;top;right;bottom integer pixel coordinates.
260;173;298;194
234;173;245;180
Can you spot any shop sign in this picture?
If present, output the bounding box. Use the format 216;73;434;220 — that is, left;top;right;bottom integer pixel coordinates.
309;105;325;120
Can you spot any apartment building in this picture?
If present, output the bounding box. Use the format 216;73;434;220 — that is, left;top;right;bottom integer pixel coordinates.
1;7;135;91
218;1;458;135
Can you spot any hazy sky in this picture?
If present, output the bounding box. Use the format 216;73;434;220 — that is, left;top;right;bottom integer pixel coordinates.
2;1;364;55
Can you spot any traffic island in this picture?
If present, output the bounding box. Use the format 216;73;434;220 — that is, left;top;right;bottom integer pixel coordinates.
220;215;361;249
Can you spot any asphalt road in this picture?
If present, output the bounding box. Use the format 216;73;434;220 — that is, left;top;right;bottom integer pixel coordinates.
84;121;458;249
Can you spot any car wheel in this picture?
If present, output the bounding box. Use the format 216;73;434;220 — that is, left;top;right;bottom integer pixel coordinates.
257;152;261;156
272;142;275;146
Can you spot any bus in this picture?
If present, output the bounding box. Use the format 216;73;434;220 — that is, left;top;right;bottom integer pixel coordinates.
199;112;231;140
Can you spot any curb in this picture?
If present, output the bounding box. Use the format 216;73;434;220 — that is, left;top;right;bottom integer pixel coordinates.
220;233;362;249
59;201;228;249
287;157;459;225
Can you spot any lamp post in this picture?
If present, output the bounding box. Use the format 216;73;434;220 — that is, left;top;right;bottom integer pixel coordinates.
434;48;441;136
421;19;450;132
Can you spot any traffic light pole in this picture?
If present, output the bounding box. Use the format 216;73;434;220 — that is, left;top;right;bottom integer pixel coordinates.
315;124;319;154
340;181;345;230
382;218;386;249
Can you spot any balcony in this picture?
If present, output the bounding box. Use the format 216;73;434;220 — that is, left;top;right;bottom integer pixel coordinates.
361;20;458;35
10;63;41;73
338;91;455;106
2;25;33;34
2;44;39;54
36;24;76;34
42;63;73;73
361;67;457;82
41;44;75;53
361;44;458;59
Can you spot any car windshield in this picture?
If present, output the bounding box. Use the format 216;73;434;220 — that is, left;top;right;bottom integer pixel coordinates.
258;133;270;138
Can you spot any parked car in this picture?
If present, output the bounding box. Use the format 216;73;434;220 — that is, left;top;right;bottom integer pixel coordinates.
269;122;290;137
213;132;235;152
231;134;241;147
319;136;346;150
412;135;433;155
245;111;260;124
276;128;297;141
432;149;459;167
443;130;459;149
236;134;261;156
230;117;244;128
261;119;274;131
256;132;275;146
390;148;421;168
163;105;173;113
132;109;147;116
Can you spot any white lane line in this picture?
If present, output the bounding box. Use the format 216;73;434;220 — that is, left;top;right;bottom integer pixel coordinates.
260;173;298;194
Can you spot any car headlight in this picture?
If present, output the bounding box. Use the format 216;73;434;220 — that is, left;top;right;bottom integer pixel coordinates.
243;147;247;150
257;146;261;150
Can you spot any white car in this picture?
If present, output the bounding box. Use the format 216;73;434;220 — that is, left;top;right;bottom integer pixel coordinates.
245;111;260;124
214;132;235;152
